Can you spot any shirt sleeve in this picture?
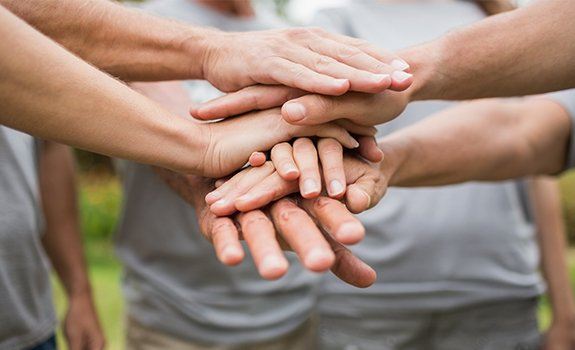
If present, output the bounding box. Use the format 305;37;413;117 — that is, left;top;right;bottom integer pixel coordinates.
541;89;575;171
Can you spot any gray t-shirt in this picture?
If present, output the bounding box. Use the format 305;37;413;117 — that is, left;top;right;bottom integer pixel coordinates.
316;1;548;317
545;89;575;170
115;0;320;345
0;127;55;350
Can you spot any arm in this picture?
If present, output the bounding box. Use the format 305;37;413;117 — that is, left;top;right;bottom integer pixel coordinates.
528;177;575;350
0;7;363;178
39;142;105;350
1;0;406;94
404;0;575;101
380;98;572;187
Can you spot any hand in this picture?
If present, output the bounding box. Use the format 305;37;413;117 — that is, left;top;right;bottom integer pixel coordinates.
544;320;575;350
189;177;375;287
129;81;376;178
198;27;413;94
207;151;390;217
63;294;105;350
191;84;410;127
198;107;377;177
246;136;383;199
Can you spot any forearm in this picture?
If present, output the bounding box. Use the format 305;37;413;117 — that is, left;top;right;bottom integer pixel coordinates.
379;99;570;187
402;0;575;101
153;167;212;207
529;177;575;323
0;7;205;174
40;142;91;297
1;0;212;80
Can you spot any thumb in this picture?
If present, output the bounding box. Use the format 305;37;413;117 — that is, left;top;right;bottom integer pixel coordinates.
345;176;385;214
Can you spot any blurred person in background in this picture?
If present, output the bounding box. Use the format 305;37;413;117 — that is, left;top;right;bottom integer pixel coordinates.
114;1;322;349
307;1;575;349
0;126;104;350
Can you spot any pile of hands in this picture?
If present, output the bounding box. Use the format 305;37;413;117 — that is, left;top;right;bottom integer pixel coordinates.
142;27;416;288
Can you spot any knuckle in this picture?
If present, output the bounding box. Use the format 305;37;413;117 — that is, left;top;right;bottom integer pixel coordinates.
243;214;270;228
212;220;235;233
314;55;336;71
278;208;303;222
286;27;313;40
336;46;362;61
313;196;333;210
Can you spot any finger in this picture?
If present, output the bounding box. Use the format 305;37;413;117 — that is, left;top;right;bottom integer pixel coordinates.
282;92;384;126
270;198;335;272
289;122;360;149
209;162;275;215
345;176;384;214
293;138;321;198
357;136;384;163
235;172;299;212
264;58;350;96
324;232;377;288
302;196;365;245
314;30;413;91
270;142;299;180
206;169;251;204
238;210;288;280
248;151;267;167
283;46;392;93
335;119;377;137
210;216;245;266
190;85;306;120
317;138;346;198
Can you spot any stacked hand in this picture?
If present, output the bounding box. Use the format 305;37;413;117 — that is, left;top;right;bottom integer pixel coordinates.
133;30;413;286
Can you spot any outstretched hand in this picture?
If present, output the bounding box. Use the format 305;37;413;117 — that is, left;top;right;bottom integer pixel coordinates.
199;27;412;95
163;173;376;288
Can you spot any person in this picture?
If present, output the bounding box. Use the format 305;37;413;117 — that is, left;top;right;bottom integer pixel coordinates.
208;1;575;348
306;2;574;349
0;127;104;350
114;3;377;350
0;0;401;297
0;0;411;174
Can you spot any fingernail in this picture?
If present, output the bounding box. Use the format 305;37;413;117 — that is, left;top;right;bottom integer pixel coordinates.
350;138;360;149
329;180;345;196
392;70;413;84
391;59;410;71
221;246;242;264
305;248;334;271
302;178;319;196
336;221;365;243
283;102;306;122
212;198;229;208
236;193;254;203
260;255;288;278
283;163;299;177
334;78;349;89
205;191;222;204
371;73;391;84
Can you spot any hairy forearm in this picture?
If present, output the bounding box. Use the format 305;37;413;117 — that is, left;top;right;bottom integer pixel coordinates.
0;7;205;174
379;99;570;187
402;0;575;101
1;0;213;81
529;177;575;323
154;167;212;207
40;142;91;297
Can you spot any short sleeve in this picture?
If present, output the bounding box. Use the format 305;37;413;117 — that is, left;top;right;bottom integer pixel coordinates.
542;89;575;171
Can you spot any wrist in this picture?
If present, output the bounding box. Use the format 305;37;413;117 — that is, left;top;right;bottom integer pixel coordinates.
399;36;449;102
377;136;408;186
180;26;224;80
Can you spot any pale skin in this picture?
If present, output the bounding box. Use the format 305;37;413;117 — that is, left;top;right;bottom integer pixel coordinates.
0;7;386;178
131;80;375;286
39;142;105;350
193;0;575;126
529;178;575;350
0;0;414;178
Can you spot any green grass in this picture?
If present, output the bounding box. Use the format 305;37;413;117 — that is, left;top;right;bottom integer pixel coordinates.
51;174;575;348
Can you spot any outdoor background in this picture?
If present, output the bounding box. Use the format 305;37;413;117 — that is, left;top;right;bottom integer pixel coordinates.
51;1;575;349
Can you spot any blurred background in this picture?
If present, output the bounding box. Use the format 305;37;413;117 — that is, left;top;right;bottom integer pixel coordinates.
51;1;575;349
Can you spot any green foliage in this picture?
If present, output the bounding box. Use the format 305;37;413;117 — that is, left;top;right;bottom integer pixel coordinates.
79;175;122;242
559;170;575;244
